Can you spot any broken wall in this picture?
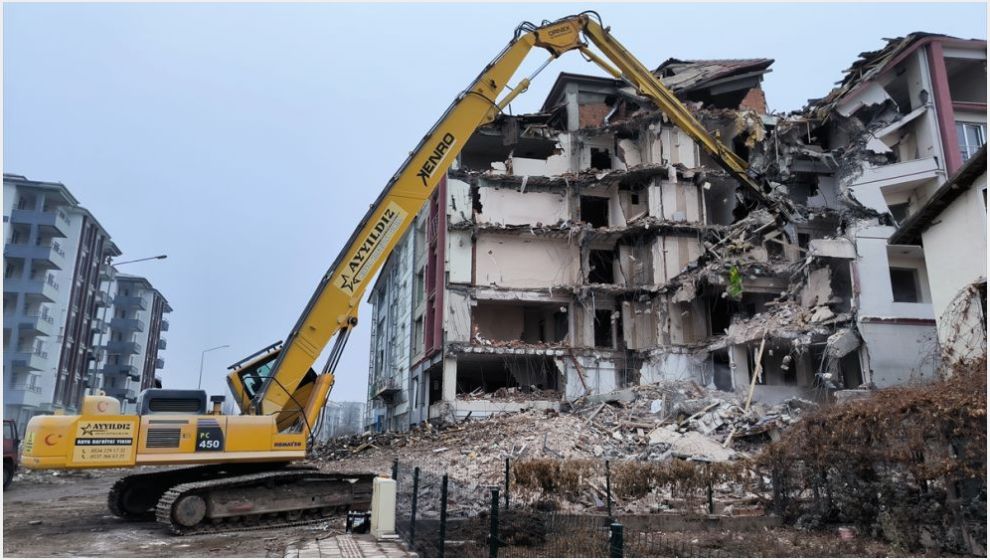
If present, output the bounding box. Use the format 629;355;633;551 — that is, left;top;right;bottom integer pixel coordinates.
476;234;581;288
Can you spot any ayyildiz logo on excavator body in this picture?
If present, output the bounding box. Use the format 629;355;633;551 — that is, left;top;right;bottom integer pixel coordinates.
417;132;456;186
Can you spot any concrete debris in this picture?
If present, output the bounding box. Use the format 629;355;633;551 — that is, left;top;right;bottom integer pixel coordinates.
315;379;812;515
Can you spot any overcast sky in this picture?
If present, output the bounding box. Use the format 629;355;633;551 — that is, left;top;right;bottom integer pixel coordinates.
4;2;986;403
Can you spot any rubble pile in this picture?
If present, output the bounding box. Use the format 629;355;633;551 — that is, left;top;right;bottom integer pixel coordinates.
459;385;562;402
314;380;813;515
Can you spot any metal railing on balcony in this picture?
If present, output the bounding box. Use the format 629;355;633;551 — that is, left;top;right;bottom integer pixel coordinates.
113;295;147;310
107;340;142;355
110;317;145;333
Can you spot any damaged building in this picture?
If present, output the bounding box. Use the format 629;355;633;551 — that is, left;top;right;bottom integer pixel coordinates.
364;34;986;432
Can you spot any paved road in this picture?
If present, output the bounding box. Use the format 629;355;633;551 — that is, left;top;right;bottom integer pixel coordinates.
284;534;414;558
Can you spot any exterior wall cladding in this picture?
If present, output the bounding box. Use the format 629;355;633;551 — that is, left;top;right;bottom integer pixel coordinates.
3;173;171;430
366;35;987;432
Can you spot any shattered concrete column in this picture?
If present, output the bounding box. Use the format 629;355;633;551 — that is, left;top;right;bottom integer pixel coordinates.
441;355;457;403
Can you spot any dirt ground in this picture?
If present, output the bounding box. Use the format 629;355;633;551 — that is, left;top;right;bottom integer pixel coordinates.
2;467;349;558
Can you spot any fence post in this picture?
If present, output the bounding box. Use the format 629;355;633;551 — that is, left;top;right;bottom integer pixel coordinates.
504;457;510;509
609;522;623;558
392;458;399;483
410;467;420;546
489;488;500;558
707;478;715;515
605;460;613;521
439;474;448;558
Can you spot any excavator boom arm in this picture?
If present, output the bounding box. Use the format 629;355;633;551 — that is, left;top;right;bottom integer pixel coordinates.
240;13;778;426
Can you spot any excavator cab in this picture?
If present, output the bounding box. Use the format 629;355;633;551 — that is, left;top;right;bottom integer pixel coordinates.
226;343;317;431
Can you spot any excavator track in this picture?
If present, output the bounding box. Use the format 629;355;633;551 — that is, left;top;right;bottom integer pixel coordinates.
155;469;375;535
108;463;291;519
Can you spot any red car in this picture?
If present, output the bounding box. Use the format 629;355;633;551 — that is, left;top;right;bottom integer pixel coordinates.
4;420;18;488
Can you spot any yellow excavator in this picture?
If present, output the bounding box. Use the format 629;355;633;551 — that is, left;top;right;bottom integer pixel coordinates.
20;12;779;534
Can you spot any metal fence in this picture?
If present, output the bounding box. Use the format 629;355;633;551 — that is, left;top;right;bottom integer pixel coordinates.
387;457;741;558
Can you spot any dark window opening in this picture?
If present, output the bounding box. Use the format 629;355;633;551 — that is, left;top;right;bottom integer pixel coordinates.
589;250;616;284
454;355;561;396
829;261;853;313
580;196;610;228
630;192;640;205
593;309;615;348
590;148;612;170
766;240;784;259
553;311;569;342
797;233;811;250
890;267;921;303
712;350;732;391
732;136;751;161
840;352;863;389
888;202;910;225
427;365;442;405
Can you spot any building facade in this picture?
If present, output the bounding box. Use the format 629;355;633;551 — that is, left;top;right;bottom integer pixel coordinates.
101;274;171;411
4;174;79;430
364;33;986;432
4;173;171;429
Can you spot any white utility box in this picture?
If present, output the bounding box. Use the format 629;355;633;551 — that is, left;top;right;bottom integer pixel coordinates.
370;476;397;539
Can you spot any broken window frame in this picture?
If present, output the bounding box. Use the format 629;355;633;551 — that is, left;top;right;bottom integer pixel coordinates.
956;121;987;162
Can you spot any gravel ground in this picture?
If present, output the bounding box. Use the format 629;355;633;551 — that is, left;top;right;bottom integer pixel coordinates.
2;467;349;558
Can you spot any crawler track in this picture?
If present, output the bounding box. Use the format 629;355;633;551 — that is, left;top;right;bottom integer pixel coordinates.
108;463;290;519
155;469;375;535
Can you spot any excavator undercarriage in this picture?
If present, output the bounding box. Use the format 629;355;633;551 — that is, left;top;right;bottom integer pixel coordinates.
109;464;374;535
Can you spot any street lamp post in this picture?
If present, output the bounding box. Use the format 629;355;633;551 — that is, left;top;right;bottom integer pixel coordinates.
198;345;230;390
113;254;167;266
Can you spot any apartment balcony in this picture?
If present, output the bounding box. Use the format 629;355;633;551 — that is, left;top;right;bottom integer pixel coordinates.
3;242;66;270
9;208;71;237
372;377;402;400
155;358;165;370
88;346;105;363
99;263;116;281
110;317;145;333
158;338;167;350
160;319;169;332
94;290;111;308
107;387;137;403
113;295;147;311
15;314;57;337
7;377;45;408
3;276;60;303
106;340;142;355
90;317;109;334
9;350;49;372
104;363;140;381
